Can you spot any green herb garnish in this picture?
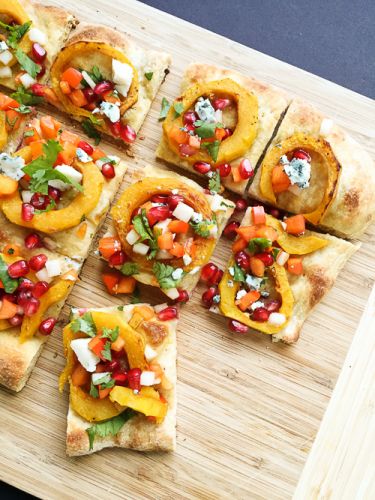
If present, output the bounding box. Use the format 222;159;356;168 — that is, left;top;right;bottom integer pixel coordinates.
89;381;99;399
194;120;223;139
173;101;184;118
15;47;41;78
70;312;97;337
86;409;135;450
248;238;272;253
11;86;42;106
132;209;158;259
208;170;221;193
120;262;140;276
82;118;102;145
0;255;19;293
158;97;170;121
101;326;119;342
189;218;216;238
201;140;220;162
144;72;153;81
232;263;245;283
152;262;184;289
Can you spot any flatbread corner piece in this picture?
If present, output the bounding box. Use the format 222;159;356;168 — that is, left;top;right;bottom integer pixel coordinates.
50;22;171;134
248;98;375;239
65;305;177;456
156;62;290;194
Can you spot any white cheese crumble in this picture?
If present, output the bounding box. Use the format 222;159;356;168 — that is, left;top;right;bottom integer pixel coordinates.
0;154;25;181
190;211;203;223
0;41;8;51
71;338;100;372
28;28;47;46
284;158;311;189
141;371;160;386
92;372;111;385
268;312;286;326
0;50;12;66
172;202;194;222
189;266;200;275
76;148;93;163
164;288;180;300
236;290;247;301
245;275;264;290
99;101;120;123
228;266;235;277
250;301;264;311
171;268;184;281
19;73;36;89
183;254;192;266
195;97;216;123
144;344;158;362
112;59;133;96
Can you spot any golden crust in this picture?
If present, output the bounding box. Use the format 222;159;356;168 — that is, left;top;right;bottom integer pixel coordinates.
248;98;375;238
65;305;177;456
156;62;290;194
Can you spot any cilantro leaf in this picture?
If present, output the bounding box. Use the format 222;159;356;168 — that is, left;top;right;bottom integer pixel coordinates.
173;101;184;118
194;121;223;139
86;409;135;450
0;255;19;293
101;326;119;342
152;262;184;289
201;140;220;162
189;218;216;238
70;312;97;337
11;86;42;106
132;209;158;259
100;378;115;390
15;47;41;78
89;381;99;399
120;262;139;276
0;20;31;49
82;118;101;145
117;305;124;311
13;104;32;114
232;263;245;283
248;238;272;253
144;72;153;81
158;97;170;121
272;247;281;259
208;170;221;193
101;341;112;361
81;65;103;87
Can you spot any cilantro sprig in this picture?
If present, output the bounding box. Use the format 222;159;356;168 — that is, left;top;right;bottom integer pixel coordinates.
86;409;135;450
232;263;246;283
189;218;216;238
248;238;272;253
22;140;84;195
144;72;153;81
202;140;220;162
15;48;41;78
81;65;103;87
194;120;223;139
101;326;119;342
70;312;97;337
132;209;158;259
82;117;102;145
11;86;42;106
0;255;19;293
208;170;221;193
120;262;140;276
153;262;184;289
173;101;184;118
158;97;170;121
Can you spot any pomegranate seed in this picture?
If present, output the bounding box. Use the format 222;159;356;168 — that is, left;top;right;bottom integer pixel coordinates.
47;186;61;203
28;254;47;271
93;80;113;95
185;123;195;133
109;251;127;267
24;233;42;249
212;98;231;110
31;83;46;96
293;149;311;162
228;319;249;334
269;208;281;219
254;252;274;267
238;158;254;180
8;260;29;278
39;317;56;335
147;206;171;226
8;314;23;327
112;371;128;386
265;300;281;313
168;194;184;210
105;360;120;372
223;220;240;239
217;163;231;177
3;293;17;303
30;193;50;210
179;143;196;157
223;128;233;139
183;111;198;125
31;43;46;63
18;278;34;292
234;251;251;271
22;203;34;221
208;268;223;286
151;194;169;204
83;87;96;103
175;289;189;303
32;281;49;298
128;368;141;391
37;64;46;78
157;306;179;321
77;140;94;156
235;198;248;212
17;290;32;307
23;297;40;317
101;163;115;179
252;307;270;322
193;161;211;174
120;124;136;144
202;286;219;308
109;121;121;137
201;262;219;283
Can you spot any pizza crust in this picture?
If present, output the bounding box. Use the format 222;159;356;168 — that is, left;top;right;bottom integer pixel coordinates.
65;305;177;456
215;208;358;343
52;23;171;134
248;98;375;238
156;63;290;194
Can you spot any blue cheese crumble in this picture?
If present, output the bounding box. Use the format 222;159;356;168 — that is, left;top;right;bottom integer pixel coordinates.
0;154;25;181
283;157;311;189
195;97;216;123
98;101;120;123
245;275;264;291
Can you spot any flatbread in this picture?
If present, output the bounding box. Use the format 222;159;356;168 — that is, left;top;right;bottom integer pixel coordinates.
65;305;177;456
50;23;171;134
108;164;235;295
0;2;78;90
214;207;358;343
0;225;81;391
248;98;375;238
156;63;290;194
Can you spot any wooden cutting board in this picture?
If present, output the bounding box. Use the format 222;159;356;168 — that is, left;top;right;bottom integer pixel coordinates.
1;1;374;498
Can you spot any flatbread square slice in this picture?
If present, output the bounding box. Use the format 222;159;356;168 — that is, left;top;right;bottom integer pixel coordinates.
214;207;358;343
62;304;177;456
156;63;290;194
248;98;375;238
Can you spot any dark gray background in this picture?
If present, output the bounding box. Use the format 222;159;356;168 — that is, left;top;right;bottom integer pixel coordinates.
1;1;373;499
141;0;375;99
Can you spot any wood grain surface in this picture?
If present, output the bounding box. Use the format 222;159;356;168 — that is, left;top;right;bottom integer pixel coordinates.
1;0;375;498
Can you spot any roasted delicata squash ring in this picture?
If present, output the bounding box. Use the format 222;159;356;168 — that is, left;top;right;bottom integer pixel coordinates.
51;42;139;123
70;382;123;422
260;133;341;224
163;78;258;165
219;262;294;334
0;0;33;67
0;111;8;150
1;157;104;233
111;177;216;271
